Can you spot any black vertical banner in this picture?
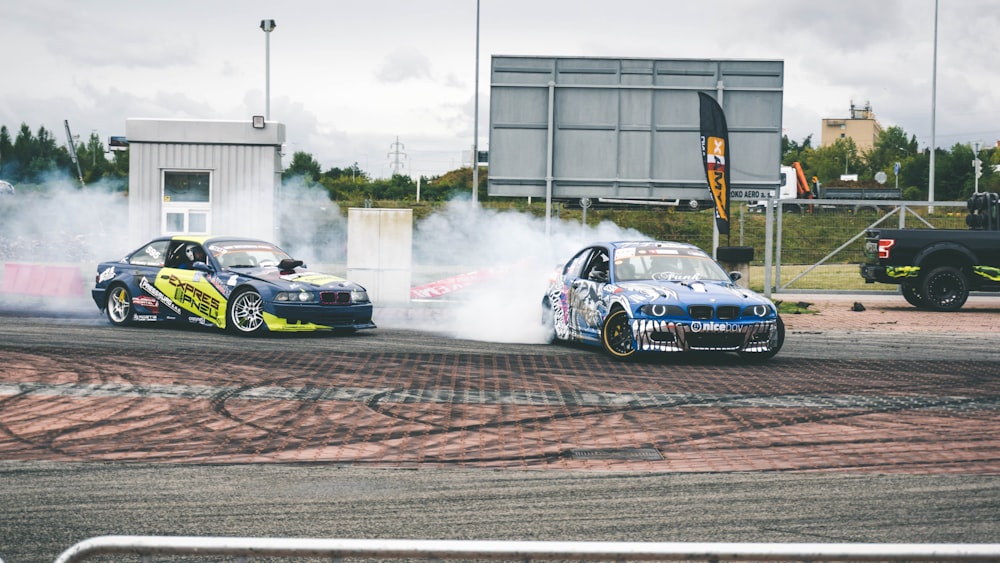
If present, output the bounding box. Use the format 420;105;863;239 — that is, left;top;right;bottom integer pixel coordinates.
698;92;731;236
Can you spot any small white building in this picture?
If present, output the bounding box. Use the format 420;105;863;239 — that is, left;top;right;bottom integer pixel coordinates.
126;118;285;242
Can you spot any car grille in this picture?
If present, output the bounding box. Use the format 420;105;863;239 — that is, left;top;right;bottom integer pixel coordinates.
687;305;740;320
320;291;351;305
688;305;713;319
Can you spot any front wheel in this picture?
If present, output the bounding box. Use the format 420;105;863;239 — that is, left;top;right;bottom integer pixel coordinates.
105;284;134;326
228;288;267;335
921;266;969;312
738;316;785;362
601;308;636;359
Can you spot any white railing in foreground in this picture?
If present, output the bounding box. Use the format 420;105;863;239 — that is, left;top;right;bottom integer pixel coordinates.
53;536;1000;563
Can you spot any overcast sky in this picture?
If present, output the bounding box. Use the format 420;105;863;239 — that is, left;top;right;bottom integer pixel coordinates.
4;0;998;179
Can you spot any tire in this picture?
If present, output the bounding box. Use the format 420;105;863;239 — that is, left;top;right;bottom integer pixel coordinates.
540;299;556;343
738;316;785;362
227;288;267;335
901;281;926;309
920;266;969;312
601;308;636;359
105;284;134;326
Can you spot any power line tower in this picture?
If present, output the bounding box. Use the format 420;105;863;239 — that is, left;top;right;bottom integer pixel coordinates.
387;136;407;176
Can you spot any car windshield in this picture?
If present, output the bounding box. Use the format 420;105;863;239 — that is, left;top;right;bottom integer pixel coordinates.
208;240;293;269
613;252;730;282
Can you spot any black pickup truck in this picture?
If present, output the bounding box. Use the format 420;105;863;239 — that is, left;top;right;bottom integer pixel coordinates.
860;192;1000;311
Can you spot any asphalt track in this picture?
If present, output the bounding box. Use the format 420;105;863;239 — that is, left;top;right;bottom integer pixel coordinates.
1;294;1000;562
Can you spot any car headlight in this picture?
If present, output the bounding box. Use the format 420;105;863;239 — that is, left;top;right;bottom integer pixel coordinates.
742;304;774;318
275;291;318;303
638;304;686;317
351;289;370;304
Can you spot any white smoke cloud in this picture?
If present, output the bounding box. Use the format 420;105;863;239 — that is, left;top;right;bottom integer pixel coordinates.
0;177;653;345
0;176;131;263
0;174;130;314
406;200;650;344
275;177;347;266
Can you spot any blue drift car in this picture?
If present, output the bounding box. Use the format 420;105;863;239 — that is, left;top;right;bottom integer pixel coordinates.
92;235;376;335
543;241;783;360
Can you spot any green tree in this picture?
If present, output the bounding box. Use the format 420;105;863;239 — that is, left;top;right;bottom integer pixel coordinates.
781;134;813;166
0;126;12;176
807;138;859;185
282;151;322;183
935;143;975;201
863;126;911;181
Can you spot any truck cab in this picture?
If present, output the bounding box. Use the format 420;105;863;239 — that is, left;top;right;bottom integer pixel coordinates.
750;163;812;214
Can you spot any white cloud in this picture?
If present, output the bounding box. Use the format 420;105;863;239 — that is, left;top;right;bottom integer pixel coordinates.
3;0;999;179
375;50;434;83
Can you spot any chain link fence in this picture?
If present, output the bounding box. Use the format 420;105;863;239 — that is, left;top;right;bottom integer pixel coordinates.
726;199;969;295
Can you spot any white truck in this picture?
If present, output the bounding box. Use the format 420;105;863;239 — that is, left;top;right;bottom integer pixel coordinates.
750;163;812;213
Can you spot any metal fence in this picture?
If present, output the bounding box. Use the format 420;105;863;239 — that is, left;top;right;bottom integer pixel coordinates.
51;536;1000;563
727;199;968;296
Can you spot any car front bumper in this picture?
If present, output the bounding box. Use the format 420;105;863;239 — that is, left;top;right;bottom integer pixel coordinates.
267;302;376;332
630;317;779;353
860;264;918;285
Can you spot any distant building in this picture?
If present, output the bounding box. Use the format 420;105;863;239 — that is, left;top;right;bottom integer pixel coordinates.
820;101;882;151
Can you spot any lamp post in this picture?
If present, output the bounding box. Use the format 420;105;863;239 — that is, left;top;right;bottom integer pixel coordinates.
260;19;276;120
471;0;481;205
929;0;938;212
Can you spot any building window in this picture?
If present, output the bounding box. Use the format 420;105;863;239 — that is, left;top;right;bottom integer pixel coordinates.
164;171;210;202
162;170;212;234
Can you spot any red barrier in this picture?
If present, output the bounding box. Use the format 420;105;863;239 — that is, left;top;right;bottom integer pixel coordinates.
0;263;86;297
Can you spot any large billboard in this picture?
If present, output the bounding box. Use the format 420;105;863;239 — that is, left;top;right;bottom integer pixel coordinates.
487;56;784;202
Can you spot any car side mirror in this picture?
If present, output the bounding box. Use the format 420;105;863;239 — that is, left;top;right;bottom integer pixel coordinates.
728;271;742;282
193;261;213;272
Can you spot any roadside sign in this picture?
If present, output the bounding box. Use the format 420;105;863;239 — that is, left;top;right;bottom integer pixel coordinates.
730;188;776;201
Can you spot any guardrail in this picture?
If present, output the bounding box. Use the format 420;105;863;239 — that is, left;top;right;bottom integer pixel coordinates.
53;536;1000;563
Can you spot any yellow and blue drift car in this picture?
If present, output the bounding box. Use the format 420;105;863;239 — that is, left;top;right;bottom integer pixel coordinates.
92;235;375;335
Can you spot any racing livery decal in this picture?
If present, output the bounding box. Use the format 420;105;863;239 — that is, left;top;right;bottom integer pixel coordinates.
139;277;184;317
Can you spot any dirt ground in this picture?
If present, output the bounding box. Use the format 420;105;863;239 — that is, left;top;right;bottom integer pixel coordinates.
773;292;1000;333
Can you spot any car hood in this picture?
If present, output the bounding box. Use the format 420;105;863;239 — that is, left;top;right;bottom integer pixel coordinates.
227;267;364;291
617;279;771;305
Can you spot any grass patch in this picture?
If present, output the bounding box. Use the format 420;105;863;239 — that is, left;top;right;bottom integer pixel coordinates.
775;300;820;315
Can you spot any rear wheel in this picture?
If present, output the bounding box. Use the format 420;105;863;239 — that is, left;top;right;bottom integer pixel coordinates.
921;266;968;312
228;288;266;335
601;308;636;359
540;299;556;343
901;281;926;308
105;285;134;326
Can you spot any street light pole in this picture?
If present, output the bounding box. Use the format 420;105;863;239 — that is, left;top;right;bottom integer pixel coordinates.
471;0;480;205
928;0;938;212
260;19;277;120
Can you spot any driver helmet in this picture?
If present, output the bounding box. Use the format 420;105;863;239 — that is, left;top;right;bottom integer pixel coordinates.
185;244;206;263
